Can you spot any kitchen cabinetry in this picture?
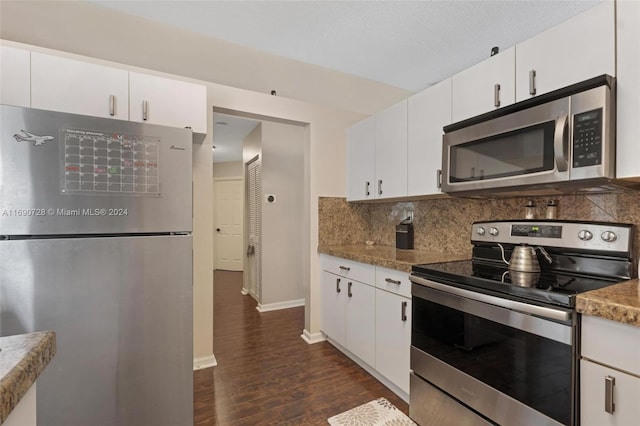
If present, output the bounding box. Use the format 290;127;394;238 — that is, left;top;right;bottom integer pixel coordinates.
451;47;515;123
615;0;640;179
374;100;407;199
129;72;207;134
320;256;375;367
580;315;640;426
408;78;451;196
515;2;615;102
0;45;30;107
375;266;411;394
31;52;129;120
347;116;376;201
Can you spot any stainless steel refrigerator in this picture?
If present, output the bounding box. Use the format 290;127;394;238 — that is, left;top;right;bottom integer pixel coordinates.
0;105;194;425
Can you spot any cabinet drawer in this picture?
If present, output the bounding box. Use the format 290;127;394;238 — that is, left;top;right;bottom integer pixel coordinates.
582;315;640;376
375;266;410;298
321;255;375;284
580;359;640;426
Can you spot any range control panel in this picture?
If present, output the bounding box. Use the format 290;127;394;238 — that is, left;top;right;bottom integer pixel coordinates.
472;220;633;253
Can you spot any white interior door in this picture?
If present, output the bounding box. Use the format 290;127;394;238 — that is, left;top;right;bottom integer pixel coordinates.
246;159;262;301
214;179;244;271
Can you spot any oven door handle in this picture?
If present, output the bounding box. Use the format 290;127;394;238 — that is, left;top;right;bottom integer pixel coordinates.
409;274;571;323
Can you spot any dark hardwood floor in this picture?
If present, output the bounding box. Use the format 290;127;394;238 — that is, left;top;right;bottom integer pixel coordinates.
194;270;409;425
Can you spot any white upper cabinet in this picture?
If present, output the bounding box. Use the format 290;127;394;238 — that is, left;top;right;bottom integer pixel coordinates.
347;116;376;201
451;47;515;123
129;72;207;134
375;100;408;199
615;0;640;179
31;52;129;120
515;2;615;102
408;78;451;196
0;45;30;107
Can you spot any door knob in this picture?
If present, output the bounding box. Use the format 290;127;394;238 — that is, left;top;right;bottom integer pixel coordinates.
216;228;221;232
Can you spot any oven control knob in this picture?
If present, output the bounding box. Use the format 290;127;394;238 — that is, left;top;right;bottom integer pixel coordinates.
601;231;618;243
489;227;499;236
476;226;486;236
578;230;593;241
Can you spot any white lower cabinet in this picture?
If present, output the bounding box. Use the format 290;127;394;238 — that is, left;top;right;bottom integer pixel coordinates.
375;289;411;394
581;315;640;426
321;271;346;347
345;279;376;367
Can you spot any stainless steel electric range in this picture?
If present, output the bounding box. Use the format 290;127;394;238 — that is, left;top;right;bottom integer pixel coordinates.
409;220;635;426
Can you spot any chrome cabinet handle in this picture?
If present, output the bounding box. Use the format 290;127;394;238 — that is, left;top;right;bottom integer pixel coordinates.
339;266;350;272
436;169;442;189
605;375;615;414
142;100;149;121
494;83;501;107
554;115;569;172
365;181;370;196
401;301;408;322
529;69;537;96
378;179;383;195
385;278;401;285
348;282;352;298
109;95;116;116
336;278;341;293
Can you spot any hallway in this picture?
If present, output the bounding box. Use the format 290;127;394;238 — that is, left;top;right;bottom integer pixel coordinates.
194;270;408;425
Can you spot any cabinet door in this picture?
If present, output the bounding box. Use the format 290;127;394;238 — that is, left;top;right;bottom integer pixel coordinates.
321;271;346;347
375;290;411;394
408;78;451;196
129;72;207;134
0;45;30;107
580;360;640;426
31;53;129;120
615;0;640;179
451;47;515;122
375;100;408;199
347;116;376;201
515;2;615;102
345;279;375;367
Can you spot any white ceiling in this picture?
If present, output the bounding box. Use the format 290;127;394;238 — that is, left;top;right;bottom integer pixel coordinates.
89;0;602;163
212;113;260;163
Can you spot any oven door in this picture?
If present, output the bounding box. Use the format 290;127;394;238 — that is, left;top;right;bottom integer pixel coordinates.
442;96;571;195
410;277;577;426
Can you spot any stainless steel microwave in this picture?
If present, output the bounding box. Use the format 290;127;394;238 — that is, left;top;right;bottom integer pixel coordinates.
441;75;617;197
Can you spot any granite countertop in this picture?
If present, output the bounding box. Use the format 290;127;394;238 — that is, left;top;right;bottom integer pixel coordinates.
0;331;56;423
576;279;640;327
318;244;471;272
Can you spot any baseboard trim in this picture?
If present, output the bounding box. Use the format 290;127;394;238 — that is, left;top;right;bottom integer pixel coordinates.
240;288;249;295
301;329;326;344
193;354;217;371
256;298;305;312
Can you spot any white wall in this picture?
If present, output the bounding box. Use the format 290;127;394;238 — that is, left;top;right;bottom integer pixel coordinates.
212;161;243;179
0;1;399;352
261;121;306;305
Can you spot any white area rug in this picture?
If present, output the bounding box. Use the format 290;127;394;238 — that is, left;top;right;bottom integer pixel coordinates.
328;397;416;425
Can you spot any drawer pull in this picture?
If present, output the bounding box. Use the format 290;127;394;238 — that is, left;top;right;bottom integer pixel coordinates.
336;278;341;293
605;375;615;414
385;278;402;285
339;266;351;272
401;301;408;322
348;282;353;298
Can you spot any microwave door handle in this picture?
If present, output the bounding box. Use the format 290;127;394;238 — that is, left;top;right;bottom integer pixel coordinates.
554;115;569;172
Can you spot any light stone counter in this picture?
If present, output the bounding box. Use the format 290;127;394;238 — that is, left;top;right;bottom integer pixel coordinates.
0;331;56;423
318;244;471;272
576;279;640;327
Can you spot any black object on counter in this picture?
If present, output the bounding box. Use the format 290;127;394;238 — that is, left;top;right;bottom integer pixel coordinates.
396;219;414;250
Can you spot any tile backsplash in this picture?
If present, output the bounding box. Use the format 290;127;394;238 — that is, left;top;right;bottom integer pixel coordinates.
319;192;640;257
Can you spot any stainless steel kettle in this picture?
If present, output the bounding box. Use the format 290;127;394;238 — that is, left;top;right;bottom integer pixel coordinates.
498;243;552;272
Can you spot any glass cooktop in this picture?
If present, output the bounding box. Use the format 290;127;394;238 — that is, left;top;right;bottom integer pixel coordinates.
411;260;622;308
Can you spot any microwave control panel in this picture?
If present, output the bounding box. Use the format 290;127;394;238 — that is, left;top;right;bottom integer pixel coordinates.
572;108;602;168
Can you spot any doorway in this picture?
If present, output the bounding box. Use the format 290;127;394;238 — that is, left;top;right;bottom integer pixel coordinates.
214;178;243;271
